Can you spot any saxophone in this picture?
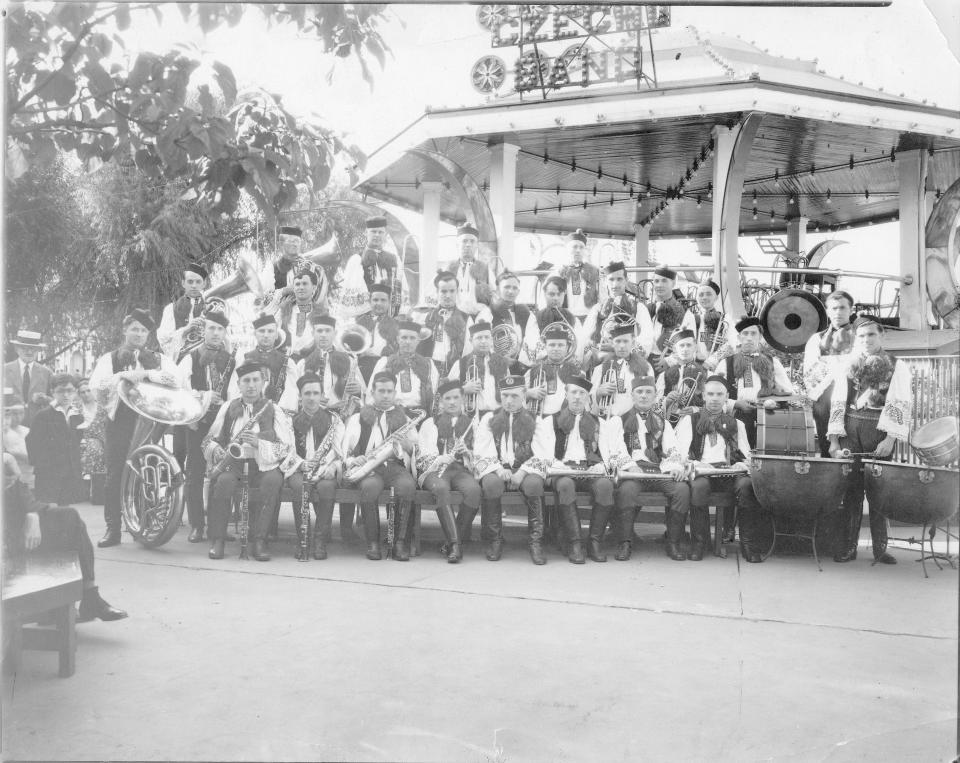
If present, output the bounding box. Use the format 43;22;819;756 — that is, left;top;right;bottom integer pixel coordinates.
343;408;426;483
206;402;272;480
296;414;342;562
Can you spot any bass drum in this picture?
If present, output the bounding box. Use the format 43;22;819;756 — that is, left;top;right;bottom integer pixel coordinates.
759;288;828;353
757;403;816;455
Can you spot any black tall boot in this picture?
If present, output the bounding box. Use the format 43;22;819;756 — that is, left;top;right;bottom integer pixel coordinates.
559;503;585;564
437;504;462;563
587;505;611;562
449;504;478;554
870;508;896;564
392;500;412;561
481;499;504;561
834;504;862;563
666;510;687;561
313;502;334;560
361;503;381;560
526;496;546;565
688;506;711;561
615;507;635;561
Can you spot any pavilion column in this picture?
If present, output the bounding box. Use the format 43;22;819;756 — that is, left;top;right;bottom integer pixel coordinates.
420;180;442;303
487;140;520;271
634;225;650;267
786;215;808;258
898;150;928;329
711;114;762;319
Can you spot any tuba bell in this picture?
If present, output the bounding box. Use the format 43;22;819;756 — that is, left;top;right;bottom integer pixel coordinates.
333;321;373;418
300;232;341;271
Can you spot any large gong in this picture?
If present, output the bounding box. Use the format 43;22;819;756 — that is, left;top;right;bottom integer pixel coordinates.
759;288;828;353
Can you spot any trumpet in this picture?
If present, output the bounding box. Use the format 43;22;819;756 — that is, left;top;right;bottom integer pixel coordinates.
665;372;703;424
547;462;610;480
596;360;619;418
706;313;730;357
464;355;481;414
527;364;546;416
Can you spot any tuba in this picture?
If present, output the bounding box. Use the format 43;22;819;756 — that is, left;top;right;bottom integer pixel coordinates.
118;379;204;547
333;321;373;418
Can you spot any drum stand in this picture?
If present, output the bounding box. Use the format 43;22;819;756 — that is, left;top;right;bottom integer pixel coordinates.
888;520;958;578
760;510;825;571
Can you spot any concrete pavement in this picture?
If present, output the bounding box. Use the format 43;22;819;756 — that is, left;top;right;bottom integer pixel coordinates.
2;501;957;762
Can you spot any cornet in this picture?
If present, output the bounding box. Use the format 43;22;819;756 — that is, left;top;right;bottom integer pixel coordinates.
464;355;481;415
595;360;619;419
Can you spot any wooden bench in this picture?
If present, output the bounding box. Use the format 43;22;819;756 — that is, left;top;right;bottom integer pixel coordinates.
2;552;83;678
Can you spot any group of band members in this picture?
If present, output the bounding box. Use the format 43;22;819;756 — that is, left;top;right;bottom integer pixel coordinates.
78;213;915;568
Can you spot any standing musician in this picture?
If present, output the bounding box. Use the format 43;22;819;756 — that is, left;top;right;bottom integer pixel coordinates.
273;267;329;361
804;290;856;457
537;373;629;564
417;271;471;375
203;362;293;562
447;321;506;416
368;319;438;411
157;263;209;359
284;373;343;560
488;270;540;365
272;226;307;289
354;283;399;383
341;372;419;561
473;374;552;564
5;329;53;427
536;276;580;333
339;216;403;317
88;309;183;548
674;375;768;563
656;330;706;422
552;229;600;319
590;324;653;418
826;315;910;565
176;310;234;543
417;379;482;563
718;316;794;448
609;375;690;561
582;261;655;363
447;222;496;316
525;325;580;417
691;280;726;362
228;314;298;413
647;266;697;372
296;315;360;413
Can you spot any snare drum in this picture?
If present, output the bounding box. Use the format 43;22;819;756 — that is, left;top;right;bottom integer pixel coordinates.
756;405;816;455
910;417;959;467
862;460;960;526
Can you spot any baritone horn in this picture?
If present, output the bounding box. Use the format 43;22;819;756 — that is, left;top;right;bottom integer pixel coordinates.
334;321;372;418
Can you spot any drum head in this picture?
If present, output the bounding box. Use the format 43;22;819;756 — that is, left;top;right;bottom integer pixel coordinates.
912;416;958;447
759;289;828;353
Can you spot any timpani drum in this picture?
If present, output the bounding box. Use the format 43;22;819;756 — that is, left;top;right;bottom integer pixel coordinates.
862;460;960;527
756;404;817;455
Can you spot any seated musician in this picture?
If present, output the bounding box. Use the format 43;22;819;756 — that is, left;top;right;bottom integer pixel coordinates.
283;373;343;560
647;266;697;372
203;362;294;562
473;374;552;564
610;376;691;561
354;283;399;383
229;314;299;414
488;270;539;365
296;314;360;414
525;325;580;417
368;319;438;411
692;280;726;362
89;308;184;548
448;321;504;416
582;261;655;368
674;376;768;563
656;330;706;423
826;315;910;565
176;310;234;543
341;372;419;561
417;379;482;563
590;324;652;418
536;276;581;332
717;316;793;449
417;271;471;375
3;453;127;622
537;373;631;564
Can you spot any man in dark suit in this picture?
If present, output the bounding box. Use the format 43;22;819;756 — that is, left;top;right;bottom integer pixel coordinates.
4;329;53;427
26;373;84;505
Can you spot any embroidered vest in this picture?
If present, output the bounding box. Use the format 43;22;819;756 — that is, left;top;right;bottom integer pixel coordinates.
688;411;745;464
216;399;277;448
292;409;335;458
458;351;508;401
385;353;434;412
559;263;599;308
621;409;664;462
489;409;535;468
419;307;468;368
302;348;351;399
552;410;601;464
434;414;474;455
172;295;203;329
111;348;160;373
530;360;578;395
536;306;577;332
354;406;411;456
489;302;531;335
663;362;706;400
189;347;232;391
592;295;639;343
356;312;399;354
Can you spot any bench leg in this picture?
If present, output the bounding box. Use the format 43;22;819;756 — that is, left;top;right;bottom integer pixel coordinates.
412;504;422;557
3;615;23;676
54;604;76;678
714;506;725;558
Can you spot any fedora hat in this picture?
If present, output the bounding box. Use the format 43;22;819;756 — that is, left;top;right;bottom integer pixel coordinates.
10;329;46;348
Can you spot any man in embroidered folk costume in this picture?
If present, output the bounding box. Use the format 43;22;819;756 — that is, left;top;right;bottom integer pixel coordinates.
176;310;234;543
417;379;482;563
341;372;419;561
89;309;183;547
590;323;653;418
536;276;581;333
447;321;507;417
647;266;696;372
551;229;599;319
5;329;53;427
368;319;438;411
25;373;83;506
692;280;728;363
473;374;552;564
203;363;293;561
717;316;794;448
488;270;540;365
656;330;706;423
272;266;329;362
272;225;306;289
157;262;209;360
295;314;361;414
582;260;655;363
674;376;768;562
283;373;343;560
610;376;691;561
826;316;911;565
418;271;471;375
538;373;630;564
804;290;857;457
447;222;496;316
228;314;298;413
355;282;399;383
526;324;580;417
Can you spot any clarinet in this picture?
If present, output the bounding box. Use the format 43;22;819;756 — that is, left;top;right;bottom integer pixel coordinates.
268;346;290;404
201;355;236;426
295;416;341;561
296;478;311;562
385;486;397;560
238;461;250;560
